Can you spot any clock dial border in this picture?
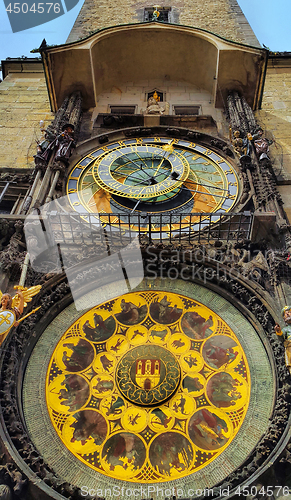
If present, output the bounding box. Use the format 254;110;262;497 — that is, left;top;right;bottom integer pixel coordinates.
66;137;240;233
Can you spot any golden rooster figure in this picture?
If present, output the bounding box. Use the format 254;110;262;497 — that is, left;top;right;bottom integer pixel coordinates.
0;285;41;345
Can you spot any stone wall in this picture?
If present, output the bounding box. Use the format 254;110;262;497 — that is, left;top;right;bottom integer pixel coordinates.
67;0;260;47
256;57;291;220
94;79;221;118
0;73;53;169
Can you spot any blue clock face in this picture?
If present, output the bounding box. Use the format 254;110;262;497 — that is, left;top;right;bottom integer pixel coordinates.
66;137;240;234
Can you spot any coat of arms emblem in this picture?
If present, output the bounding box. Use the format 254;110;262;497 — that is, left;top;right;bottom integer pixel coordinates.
0;310;16;335
135;359;161;390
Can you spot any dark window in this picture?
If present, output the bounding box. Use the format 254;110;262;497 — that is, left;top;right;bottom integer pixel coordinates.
0;181;29;214
0;199;15;214
144;7;172;23
110;106;136;114
173;105;201;115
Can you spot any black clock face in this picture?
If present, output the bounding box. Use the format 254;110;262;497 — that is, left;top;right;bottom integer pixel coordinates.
66;137;239;234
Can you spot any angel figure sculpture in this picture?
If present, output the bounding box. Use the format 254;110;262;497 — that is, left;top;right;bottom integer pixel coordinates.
0;285;41;345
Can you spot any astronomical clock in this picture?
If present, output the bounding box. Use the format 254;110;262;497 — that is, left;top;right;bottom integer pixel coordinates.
1;0;290;495
66;137;240;236
1;129;286;500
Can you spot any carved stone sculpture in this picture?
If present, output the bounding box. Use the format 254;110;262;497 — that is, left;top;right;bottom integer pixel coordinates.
229;127;250;158
54;124;76;165
0;485;11;500
152;8;160;21
34;124;76;168
249;128;273;162
145;96;165;115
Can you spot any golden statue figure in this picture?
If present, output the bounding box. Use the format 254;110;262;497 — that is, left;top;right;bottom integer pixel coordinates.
153;91;160;102
0;285;41;345
229;127;251;158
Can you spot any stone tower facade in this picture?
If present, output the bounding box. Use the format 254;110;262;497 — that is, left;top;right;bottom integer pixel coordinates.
67;0;260;47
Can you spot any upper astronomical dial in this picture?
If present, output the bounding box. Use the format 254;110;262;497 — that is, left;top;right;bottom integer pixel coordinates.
66;138;240;229
92;143;190;201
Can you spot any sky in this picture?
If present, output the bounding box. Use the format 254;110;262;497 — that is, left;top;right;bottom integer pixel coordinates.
0;0;290;70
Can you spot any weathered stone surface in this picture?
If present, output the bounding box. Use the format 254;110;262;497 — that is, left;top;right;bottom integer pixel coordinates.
0;74;53;169
67;0;260;47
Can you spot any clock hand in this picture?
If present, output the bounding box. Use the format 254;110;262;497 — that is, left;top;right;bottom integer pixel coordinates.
187;177;229;192
113;174;146;185
112;164;147;181
154;171;171;182
119;154;153;179
130;199;142;213
153;157;166;176
153;142;175;177
181;186;230;199
121;174;148;184
135;152;153;171
153;153;172;177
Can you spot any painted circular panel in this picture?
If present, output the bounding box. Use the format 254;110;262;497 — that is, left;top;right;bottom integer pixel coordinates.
63;409;108;454
55;338;95;372
45;290;251;482
149;432;194;478
101;432;147;479
80;309;117;343
47;374;90;413
188;407;232;451
116;345;180;406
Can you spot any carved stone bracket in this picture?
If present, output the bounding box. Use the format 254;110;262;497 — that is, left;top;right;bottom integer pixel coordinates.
25;92;83;213
0;173;32;184
227;91;257;135
46;92;82;142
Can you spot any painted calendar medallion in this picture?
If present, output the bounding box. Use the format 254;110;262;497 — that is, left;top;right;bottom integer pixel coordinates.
46;290;251;482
